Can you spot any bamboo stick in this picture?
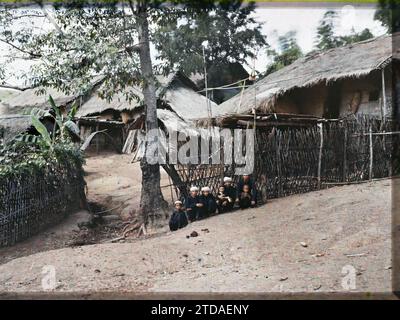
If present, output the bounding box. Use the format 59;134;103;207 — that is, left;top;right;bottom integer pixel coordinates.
369;126;373;180
382;68;387;122
317;123;324;189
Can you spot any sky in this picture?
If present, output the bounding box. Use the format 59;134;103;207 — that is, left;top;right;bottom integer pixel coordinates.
249;4;387;72
0;3;388;89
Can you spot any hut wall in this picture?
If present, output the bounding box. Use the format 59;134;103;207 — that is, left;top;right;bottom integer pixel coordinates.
271;69;395;119
283;83;327;117
274;95;300;114
98;110;116;121
338;70;393;118
121;111;133;124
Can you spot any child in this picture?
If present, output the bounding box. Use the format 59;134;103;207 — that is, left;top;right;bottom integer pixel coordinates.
200;186;217;217
223;177;237;211
239;184;252;209
169;200;188;231
216;185;233;213
185;186;204;222
236;174;257;206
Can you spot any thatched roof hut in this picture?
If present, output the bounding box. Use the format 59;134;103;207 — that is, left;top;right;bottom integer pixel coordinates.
0;77;104;115
76;71;216;122
0;87;79;115
75;71;218;154
0;114;32;143
211;33;399;121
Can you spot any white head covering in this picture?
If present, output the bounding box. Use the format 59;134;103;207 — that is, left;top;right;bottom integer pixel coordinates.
190;186;199;192
201;186;210;192
223;177;232;183
174;200;182;205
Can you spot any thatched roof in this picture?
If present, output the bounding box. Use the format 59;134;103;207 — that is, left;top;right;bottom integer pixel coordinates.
0;76;104;115
0;87;79;115
0;114;31;142
212;33;399;119
76;71;216;121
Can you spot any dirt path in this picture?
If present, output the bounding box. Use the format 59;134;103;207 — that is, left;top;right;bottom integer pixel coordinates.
0;153;174;266
83;152;174;220
0;179;392;293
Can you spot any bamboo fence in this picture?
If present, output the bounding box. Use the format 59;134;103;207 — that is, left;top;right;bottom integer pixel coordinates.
167;116;399;201
0;160;85;247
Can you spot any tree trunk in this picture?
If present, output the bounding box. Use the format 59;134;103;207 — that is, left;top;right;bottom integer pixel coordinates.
136;3;168;228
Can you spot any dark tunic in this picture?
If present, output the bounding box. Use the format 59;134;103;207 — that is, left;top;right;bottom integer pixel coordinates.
236;177;257;202
169;210;188;231
223;185;237;210
200;194;217;216
239;192;252;209
185;195;205;221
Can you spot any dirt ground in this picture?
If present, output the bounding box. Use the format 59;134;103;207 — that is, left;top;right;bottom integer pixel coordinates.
83;152;175;220
0;175;392;294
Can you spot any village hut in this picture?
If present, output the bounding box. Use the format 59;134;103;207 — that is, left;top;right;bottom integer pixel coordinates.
76;71;217;154
0;87;82;116
0;114;32;144
208;33;400;127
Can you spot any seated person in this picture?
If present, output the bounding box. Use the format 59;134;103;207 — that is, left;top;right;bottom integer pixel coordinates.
216;185;232;213
185;186;204;222
169;200;188;231
236;174;257;206
238;184;253;209
200;186;217;217
223;177;237;211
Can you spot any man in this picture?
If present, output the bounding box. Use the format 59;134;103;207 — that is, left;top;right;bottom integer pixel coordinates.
185;186;204;222
169;200;188;231
200;186;217;217
236;174;257;206
223;177;237;211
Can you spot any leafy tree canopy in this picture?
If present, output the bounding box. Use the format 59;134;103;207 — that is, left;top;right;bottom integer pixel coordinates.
315;10;374;51
264;30;303;76
374;0;400;33
152;0;267;81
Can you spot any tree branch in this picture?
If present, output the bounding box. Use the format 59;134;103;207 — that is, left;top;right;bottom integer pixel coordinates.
0;83;31;91
0;38;42;58
35;0;64;35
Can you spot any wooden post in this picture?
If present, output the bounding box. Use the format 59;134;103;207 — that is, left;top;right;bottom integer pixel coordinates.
276;130;281;197
369;126;373;180
343;125;347;182
317;122;324;189
96;123;100;155
382;68;387;122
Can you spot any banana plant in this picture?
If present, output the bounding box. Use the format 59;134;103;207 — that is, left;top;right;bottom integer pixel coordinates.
16;95;80;151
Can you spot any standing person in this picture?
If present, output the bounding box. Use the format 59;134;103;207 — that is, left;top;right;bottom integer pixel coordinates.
185;186;204;222
169;200;188;231
236;174;257;206
200;186;217;217
223;177;237;211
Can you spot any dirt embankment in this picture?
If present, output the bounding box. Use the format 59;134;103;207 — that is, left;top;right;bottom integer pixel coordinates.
0;179;392;294
83;152;175;220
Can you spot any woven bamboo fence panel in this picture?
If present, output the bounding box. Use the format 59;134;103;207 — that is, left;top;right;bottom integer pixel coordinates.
170;116;399;202
0;161;85;247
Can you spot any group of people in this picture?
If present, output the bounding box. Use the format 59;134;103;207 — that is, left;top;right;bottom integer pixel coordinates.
169;174;257;232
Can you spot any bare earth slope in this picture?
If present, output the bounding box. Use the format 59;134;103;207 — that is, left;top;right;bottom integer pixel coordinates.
0;179;392;293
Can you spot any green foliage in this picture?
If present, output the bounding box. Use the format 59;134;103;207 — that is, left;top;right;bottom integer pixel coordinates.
0;137;84;180
0;95;84;180
315;10;374;51
264;31;303;76
374;0;400;33
152;0;267;77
